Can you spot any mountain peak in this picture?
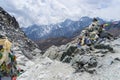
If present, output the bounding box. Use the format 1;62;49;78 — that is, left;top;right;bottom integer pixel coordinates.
0;6;19;29
0;7;41;59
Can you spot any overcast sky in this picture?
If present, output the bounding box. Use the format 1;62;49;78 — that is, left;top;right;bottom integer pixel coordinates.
0;0;120;27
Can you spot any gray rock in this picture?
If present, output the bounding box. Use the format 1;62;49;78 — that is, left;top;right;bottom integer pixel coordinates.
43;46;62;60
114;57;120;61
88;57;97;68
94;44;114;52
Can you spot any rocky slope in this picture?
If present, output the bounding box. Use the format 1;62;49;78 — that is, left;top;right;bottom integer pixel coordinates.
36;37;73;51
0;7;41;59
106;21;120;37
18;37;120;80
0;7;42;74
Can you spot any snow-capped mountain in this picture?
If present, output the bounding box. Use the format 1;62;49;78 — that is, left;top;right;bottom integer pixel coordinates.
22;17;105;40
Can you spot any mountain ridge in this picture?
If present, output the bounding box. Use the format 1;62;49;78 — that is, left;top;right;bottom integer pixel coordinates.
0;6;41;59
23;17;105;40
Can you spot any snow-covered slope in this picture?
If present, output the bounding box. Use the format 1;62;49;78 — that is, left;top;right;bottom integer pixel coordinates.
17;37;120;80
17;57;74;80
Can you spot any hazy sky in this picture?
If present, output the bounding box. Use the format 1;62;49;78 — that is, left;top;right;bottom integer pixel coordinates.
0;0;120;27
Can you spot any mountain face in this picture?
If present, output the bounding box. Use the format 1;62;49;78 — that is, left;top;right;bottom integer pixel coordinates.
35;37;73;51
0;7;41;59
22;17;105;40
106;21;120;37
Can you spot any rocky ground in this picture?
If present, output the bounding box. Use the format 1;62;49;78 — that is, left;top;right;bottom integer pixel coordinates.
17;37;120;80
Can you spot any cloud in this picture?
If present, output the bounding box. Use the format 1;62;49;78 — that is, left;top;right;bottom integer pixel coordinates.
0;0;120;27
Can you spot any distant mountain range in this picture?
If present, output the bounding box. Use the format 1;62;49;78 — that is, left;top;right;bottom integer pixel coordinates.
22;17;105;40
106;21;120;37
